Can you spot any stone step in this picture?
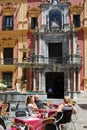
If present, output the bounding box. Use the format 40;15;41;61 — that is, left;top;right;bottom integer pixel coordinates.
79;91;87;98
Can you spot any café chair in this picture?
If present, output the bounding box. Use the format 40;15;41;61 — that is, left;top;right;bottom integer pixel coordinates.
15;108;27;117
54;112;63;130
42;117;56;130
36;117;57;130
16;101;20;110
0;117;7;129
0;125;4;130
56;108;76;130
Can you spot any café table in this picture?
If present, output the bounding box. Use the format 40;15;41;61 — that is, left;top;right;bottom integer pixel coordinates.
14;116;42;130
38;109;56;117
50;104;59;108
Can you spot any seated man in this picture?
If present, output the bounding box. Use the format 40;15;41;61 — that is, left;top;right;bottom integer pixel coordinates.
34;94;46;109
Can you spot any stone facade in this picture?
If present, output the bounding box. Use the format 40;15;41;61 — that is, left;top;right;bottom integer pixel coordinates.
0;0;85;100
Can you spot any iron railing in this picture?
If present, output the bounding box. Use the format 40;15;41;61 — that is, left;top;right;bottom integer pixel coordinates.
0;58;18;65
0;55;82;67
29;54;82;65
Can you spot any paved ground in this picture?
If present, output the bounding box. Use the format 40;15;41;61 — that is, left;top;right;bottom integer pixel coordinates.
75;98;87;130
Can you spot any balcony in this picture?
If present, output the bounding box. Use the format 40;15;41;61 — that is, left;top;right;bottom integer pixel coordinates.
67;54;82;67
0;58;18;65
14;54;82;69
0;58;18;70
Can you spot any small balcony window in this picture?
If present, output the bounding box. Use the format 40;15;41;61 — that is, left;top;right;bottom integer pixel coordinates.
22;52;27;61
73;15;80;27
31;17;38;29
2;16;14;30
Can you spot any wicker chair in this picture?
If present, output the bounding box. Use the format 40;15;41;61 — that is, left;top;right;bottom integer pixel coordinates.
36;117;56;130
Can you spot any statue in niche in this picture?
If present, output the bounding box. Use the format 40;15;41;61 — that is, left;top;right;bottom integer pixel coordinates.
76;37;81;55
51;17;60;32
76;44;81;55
51;0;58;5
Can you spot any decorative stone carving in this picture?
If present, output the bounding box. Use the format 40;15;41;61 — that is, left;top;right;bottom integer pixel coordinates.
28;7;41;17
69;5;83;15
51;0;58;5
2;5;15;15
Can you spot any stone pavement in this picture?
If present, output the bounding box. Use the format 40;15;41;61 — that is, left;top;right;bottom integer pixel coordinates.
75;98;87;130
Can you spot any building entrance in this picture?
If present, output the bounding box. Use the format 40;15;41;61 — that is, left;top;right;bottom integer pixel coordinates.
45;72;64;99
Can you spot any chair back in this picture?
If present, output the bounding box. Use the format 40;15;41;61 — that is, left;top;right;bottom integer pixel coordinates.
15;108;26;117
60;107;72;124
45;123;56;130
42;117;56;130
0;117;6;129
16;101;20;110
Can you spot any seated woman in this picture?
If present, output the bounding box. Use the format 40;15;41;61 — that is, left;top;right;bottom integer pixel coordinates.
55;96;77;114
26;96;38;117
53;96;77;129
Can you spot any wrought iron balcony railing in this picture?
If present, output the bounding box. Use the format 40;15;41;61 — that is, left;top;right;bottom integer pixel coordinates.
8;55;82;69
0;58;18;65
29;54;82;65
67;54;82;64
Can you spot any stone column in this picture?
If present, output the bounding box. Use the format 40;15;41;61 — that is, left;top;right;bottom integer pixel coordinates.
39;72;41;91
67;71;71;91
78;72;80;91
73;71;76;91
33;72;36;91
39;35;41;55
0;48;3;64
62;14;64;30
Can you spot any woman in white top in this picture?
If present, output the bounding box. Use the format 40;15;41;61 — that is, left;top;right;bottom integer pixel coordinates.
26;96;38;116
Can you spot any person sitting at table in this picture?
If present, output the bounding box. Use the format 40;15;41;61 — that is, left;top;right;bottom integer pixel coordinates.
26;95;38;116
55;96;77;114
34;94;47;109
52;96;77;130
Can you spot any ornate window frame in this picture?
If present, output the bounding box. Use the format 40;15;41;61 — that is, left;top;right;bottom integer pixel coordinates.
69;5;83;29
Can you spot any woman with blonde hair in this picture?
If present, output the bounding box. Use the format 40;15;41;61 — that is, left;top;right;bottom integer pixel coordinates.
52;96;77;130
56;96;77;114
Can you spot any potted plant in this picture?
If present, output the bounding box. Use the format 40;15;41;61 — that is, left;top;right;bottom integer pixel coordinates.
0;80;7;91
